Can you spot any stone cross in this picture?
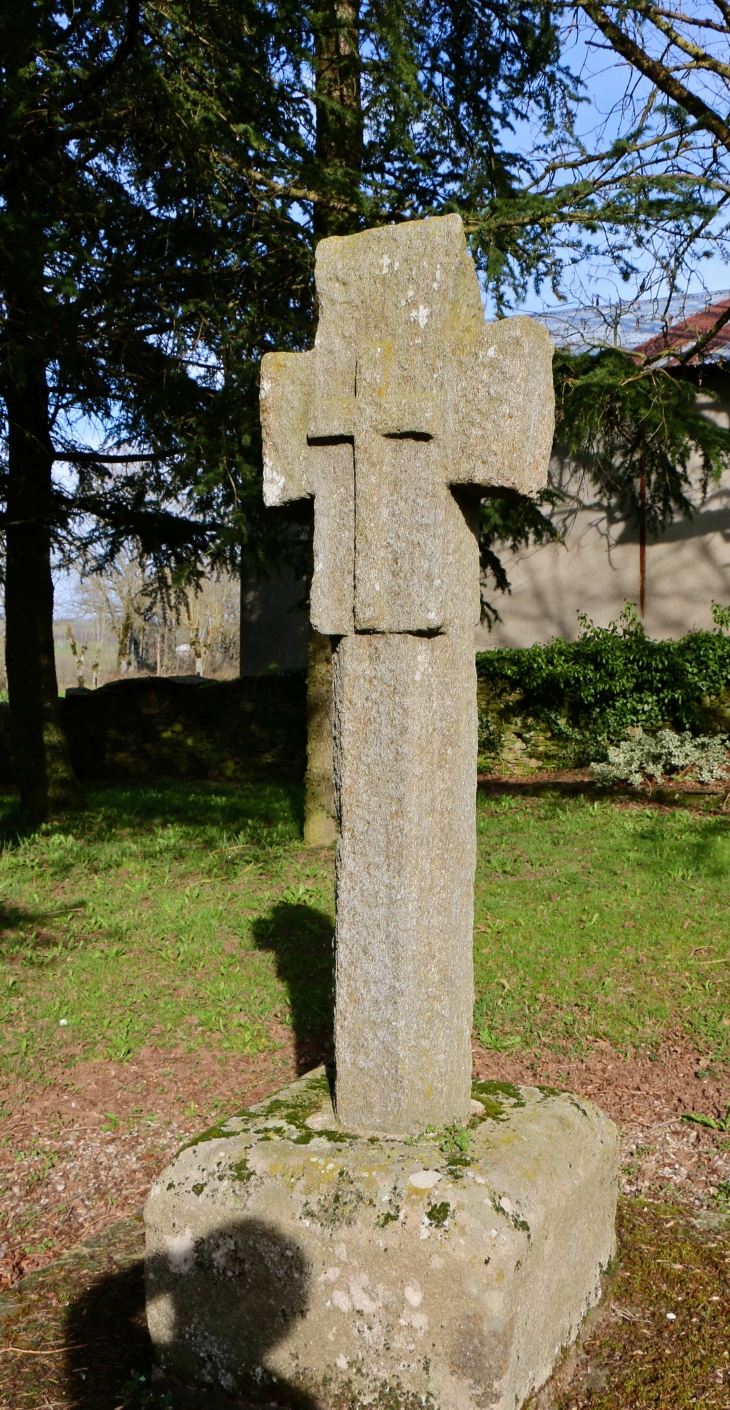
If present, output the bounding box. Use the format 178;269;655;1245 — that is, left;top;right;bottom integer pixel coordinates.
260;214;553;1137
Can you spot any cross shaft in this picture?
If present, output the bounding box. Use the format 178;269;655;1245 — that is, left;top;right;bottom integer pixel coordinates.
261;214;553;1135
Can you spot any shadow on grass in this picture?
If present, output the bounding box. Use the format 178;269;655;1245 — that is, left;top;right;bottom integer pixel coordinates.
251;900;334;1074
0;799;49;850
477;777;730;809
63;1257;151;1409
0;898;88;960
684;816;730;879
78;779;305;837
0;779;306;854
633;812;730;884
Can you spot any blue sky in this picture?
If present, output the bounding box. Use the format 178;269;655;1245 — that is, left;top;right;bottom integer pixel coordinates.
509;12;730;317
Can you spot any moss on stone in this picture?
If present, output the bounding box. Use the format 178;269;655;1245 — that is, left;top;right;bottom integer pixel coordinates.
176;1072;340;1156
472;1078;527;1117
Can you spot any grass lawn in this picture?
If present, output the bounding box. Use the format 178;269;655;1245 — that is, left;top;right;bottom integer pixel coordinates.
474;793;730;1061
0;781;727;1082
0;780;728;1409
0;781;335;1083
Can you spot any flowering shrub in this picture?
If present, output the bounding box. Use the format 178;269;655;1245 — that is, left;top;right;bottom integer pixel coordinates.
590;729;730;789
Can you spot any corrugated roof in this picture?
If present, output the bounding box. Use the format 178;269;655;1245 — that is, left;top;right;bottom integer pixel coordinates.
532;290;730;361
632;294;730;364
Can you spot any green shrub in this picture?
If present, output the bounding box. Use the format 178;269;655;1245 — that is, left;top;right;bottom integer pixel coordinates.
477;604;730;771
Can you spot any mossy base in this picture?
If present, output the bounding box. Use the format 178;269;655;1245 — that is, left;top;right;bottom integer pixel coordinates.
144;1069;618;1410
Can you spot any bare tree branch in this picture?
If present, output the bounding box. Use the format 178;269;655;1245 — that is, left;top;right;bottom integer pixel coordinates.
578;0;730;150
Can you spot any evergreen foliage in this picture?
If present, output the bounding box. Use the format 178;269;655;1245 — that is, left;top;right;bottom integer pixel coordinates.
0;0;583;810
553;349;730;533
3;0;730;809
477;604;730;768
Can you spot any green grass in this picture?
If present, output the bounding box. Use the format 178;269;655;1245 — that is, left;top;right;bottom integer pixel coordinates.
0;783;728;1083
474;793;730;1060
0;781;334;1078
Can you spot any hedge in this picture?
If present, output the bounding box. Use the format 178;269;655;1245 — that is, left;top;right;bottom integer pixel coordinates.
476;605;730;771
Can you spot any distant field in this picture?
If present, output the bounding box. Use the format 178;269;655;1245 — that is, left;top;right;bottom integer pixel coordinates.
0;782;727;1081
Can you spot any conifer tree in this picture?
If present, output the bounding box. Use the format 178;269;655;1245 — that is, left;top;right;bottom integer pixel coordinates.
2;0;721;819
2;0;575;816
0;0;311;813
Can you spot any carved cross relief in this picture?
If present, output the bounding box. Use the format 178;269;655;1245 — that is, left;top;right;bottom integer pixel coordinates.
260;213;553;640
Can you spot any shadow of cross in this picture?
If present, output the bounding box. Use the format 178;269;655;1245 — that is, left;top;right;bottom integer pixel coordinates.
261;213;554;1138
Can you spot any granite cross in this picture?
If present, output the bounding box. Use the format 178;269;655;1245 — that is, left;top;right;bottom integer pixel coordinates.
260;214;553;1137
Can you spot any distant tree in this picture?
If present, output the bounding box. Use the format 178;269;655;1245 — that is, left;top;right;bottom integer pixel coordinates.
0;0;313;814
3;0;723;818
526;3;730;613
279;0;576;839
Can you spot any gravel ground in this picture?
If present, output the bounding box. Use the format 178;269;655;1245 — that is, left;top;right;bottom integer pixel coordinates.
475;1035;730;1208
1;1030;728;1292
0;1030;300;1287
0;1034;728;1408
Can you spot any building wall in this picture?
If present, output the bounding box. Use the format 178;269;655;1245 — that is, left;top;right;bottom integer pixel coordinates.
239;389;730;665
479;470;730;648
478;389;730;648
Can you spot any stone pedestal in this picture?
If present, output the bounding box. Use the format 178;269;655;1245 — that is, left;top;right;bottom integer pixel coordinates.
145;1069;618;1410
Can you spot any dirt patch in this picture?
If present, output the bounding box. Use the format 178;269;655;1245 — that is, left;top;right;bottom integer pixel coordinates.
2;1029;728;1297
0;1029;313;1289
475;1036;730;1206
0;1035;728;1408
478;770;730;806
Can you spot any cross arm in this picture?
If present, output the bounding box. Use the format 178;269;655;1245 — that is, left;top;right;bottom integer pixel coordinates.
449;316;554;497
260;351;315;507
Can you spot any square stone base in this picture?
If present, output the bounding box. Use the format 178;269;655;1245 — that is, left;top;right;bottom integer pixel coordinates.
144;1070;618;1410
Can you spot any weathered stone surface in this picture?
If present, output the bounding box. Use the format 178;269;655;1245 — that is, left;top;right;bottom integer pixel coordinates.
303;629;338;848
260;214;554;1137
332;630;475;1134
260;214;553;638
145;1069;618;1410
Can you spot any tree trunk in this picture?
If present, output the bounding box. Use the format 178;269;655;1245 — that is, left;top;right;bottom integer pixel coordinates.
303;627;338;845
313;0;362;240
3;364;80;815
303;0;362;844
239;554;249;677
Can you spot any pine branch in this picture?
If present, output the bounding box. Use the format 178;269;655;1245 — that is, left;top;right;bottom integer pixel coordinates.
77;0;142;102
53;452;157;464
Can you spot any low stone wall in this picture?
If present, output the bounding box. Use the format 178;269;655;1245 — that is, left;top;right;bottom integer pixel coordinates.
0;675;307;787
